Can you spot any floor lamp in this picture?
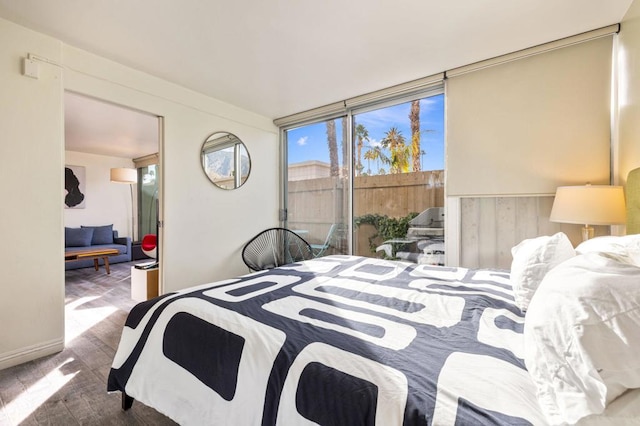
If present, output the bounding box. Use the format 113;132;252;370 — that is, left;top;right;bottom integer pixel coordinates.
110;167;137;241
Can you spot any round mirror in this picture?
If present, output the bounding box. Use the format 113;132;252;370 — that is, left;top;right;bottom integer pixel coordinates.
201;132;251;189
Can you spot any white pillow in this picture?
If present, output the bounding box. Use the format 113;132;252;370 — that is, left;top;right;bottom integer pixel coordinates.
510;232;575;312
524;253;640;425
576;234;640;266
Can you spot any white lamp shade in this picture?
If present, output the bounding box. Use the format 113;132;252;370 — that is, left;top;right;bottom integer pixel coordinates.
110;167;137;184
550;185;626;225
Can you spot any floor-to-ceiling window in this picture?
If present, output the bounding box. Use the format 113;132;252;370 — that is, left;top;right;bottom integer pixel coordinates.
352;94;445;260
281;84;445;261
284;117;350;256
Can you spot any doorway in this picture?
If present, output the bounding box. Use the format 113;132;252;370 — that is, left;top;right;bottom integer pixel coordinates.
63;91;163;300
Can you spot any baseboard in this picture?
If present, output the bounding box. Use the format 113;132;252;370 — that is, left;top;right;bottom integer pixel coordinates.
0;338;64;371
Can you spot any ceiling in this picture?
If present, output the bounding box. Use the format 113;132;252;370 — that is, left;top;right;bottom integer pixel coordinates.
65;92;159;159
0;0;633;157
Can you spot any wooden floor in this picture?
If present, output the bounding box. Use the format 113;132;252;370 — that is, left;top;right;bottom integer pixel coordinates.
0;262;177;425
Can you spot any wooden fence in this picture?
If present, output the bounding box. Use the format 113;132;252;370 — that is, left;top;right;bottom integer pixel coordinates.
287;170;444;256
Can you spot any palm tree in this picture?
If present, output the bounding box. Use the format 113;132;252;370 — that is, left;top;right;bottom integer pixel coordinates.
363;145;388;175
326;120;339;176
355;124;370;176
363;147;375;174
380;127;409;173
410;100;421;172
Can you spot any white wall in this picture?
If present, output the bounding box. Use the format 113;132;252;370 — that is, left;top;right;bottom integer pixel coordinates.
62;46;280;292
64;151;135;237
0;16;279;370
0;18;65;369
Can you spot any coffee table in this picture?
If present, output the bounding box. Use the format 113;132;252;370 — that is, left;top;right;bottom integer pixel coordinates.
65;248;120;274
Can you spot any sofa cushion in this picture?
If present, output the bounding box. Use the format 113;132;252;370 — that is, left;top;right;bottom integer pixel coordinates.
65;227;94;247
81;224;114;245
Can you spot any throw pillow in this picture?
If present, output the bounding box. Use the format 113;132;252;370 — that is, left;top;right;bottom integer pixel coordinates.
65;227;94;247
81;224;114;245
510;232;575;312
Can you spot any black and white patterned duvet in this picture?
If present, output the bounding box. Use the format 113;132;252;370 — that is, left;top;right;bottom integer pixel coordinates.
108;255;546;425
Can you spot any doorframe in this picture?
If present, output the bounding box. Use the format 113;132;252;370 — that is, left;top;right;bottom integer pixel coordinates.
62;91;164;296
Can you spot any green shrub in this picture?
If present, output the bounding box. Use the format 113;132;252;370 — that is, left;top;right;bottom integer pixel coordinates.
355;212;418;252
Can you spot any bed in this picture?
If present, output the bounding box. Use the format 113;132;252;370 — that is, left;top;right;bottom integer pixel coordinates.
108;245;640;425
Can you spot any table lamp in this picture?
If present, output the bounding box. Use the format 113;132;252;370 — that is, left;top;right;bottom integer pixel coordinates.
550;184;626;241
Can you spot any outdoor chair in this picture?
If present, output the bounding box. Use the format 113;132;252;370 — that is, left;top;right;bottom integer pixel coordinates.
376;207;445;264
242;227;314;271
311;223;346;258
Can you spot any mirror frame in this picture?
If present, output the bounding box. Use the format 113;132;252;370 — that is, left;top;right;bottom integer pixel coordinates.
201;131;251;190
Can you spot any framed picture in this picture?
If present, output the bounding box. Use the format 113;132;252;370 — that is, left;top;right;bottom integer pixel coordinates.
65;165;86;209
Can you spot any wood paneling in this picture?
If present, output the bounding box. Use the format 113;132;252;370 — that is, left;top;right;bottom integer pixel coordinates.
460;196;609;269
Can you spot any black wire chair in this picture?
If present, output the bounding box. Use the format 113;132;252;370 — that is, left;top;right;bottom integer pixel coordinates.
242;228;314;271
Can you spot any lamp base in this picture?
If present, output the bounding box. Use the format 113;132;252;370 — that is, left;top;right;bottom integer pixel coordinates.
581;225;594;242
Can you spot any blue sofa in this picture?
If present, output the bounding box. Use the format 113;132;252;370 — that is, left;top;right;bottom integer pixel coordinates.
65;225;132;270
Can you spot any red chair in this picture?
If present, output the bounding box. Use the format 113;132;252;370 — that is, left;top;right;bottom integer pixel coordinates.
141;234;157;259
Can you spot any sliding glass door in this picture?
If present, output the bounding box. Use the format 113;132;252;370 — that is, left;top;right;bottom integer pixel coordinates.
284;117;349;256
282;91;444;262
352;94;445;261
138;164;159;238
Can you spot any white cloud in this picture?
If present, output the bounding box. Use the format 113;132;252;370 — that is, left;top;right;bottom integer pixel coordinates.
356;107;408;130
297;136;308;146
367;138;381;147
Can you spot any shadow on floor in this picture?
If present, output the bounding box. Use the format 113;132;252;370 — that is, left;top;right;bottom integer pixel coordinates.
0;261;176;425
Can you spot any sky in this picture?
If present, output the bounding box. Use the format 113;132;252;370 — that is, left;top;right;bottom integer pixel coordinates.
287;93;444;174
